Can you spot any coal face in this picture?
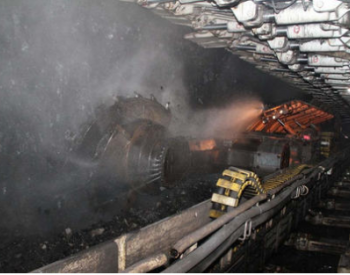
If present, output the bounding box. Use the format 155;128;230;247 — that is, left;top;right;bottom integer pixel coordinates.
0;1;308;269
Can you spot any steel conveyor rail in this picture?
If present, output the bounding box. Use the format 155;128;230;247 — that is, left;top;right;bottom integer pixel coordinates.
165;177;310;272
32;148;350;273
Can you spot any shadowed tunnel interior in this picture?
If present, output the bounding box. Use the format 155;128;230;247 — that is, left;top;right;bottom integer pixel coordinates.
1;0;345;273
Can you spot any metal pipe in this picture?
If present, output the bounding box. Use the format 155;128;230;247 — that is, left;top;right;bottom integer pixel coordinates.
272;68;291;72
260;57;279;63
163;209;255;273
306;213;350;229
190;204;289;273
146;0;175;3
294;120;305;129
189;222;246;272
234;45;256;51
298;57;308;63
171;194;267;258
276;28;287;35
277;118;296;135
124;253;168;273
162;177;308;273
32;150;347;273
200;24;227;30
203;151;346;272
290;42;300;49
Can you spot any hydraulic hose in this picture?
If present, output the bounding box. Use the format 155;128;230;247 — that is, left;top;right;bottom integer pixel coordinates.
162;177;309;273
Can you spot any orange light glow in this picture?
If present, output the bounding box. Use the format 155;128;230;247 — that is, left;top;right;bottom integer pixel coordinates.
189;139;217;151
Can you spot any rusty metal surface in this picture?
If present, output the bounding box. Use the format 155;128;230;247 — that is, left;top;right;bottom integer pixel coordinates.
248;100;333;136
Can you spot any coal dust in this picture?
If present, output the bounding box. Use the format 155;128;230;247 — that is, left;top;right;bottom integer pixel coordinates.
174;98;264;139
0;0;307;272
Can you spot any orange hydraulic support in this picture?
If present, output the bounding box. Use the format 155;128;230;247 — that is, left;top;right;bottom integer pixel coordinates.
248;100;333;136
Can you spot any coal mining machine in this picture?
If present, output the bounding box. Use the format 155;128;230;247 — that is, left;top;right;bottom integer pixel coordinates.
71;0;350;199
30;0;350;272
33;146;350;273
74;96;337;198
34;93;350;273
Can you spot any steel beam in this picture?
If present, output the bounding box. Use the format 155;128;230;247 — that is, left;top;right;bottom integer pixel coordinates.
318;200;350;211
306;213;350;229
32;200;212;273
285;233;348;255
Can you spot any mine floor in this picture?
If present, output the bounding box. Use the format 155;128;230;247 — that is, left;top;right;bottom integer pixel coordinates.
0;174;216;272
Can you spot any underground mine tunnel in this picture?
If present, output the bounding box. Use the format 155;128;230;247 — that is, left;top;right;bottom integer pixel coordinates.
2;0;350;273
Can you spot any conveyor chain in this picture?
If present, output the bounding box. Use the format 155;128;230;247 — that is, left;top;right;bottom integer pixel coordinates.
210;165;311;218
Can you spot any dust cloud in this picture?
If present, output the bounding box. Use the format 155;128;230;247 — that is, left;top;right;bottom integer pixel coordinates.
171;98;264;139
0;0;191;238
0;0;303;240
